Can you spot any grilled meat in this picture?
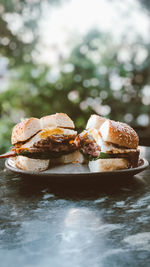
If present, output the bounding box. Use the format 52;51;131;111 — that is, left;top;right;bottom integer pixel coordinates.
12;134;77;159
75;131;101;157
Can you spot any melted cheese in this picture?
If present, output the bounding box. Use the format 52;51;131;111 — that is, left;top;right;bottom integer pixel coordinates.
40;128;64;138
97;137;137;154
88;128;137;154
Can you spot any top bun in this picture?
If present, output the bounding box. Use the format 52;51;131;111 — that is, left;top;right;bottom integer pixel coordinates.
11;118;41;145
40;113;75;129
86;114;106;129
100;120;139;149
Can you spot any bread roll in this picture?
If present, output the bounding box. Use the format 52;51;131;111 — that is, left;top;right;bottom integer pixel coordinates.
11;118;41;145
100;120;139;149
88;158;129;172
14;156;49;172
86;114;106;129
40;113;75;129
51;151;86;165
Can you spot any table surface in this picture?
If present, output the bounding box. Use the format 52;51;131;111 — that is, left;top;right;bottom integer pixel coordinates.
0;147;150;267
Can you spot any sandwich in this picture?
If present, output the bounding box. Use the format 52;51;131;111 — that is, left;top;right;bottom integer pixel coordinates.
75;114;139;172
1;113;81;171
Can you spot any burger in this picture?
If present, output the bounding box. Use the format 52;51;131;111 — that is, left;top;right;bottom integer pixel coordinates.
2;113;84;171
75;114;140;172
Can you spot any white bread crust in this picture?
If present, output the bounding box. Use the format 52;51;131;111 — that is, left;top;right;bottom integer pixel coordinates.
14;156;49;172
11;118;41;145
86;114;106;129
40;113;75;129
100;120;139;149
89;158;129;172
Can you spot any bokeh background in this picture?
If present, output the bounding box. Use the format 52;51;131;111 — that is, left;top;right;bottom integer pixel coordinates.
0;0;150;153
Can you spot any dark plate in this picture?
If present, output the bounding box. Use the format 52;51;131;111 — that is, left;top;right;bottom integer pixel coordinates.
5;158;149;178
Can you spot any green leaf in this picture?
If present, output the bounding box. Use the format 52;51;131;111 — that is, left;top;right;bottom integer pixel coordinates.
89;152;111;161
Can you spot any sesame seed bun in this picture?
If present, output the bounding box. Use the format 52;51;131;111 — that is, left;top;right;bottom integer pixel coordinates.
100;120;139;149
11;118;41;145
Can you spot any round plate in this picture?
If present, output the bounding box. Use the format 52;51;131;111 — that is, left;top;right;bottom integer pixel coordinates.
5;158;149;178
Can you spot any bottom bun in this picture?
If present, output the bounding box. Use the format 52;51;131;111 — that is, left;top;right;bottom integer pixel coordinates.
51;151;86;165
14;156;50;172
88;158;129;172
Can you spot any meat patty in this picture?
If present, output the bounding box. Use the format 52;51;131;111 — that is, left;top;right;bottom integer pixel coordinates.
107;150;140;168
75;132;101;157
14;134;77;156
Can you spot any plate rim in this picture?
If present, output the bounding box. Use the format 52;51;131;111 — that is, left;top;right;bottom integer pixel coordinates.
5;157;149;177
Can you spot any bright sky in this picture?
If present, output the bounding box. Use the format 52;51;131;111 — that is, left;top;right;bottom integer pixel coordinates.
37;0;150;64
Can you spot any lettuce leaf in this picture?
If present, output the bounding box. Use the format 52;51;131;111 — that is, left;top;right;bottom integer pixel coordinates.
89;152;111;161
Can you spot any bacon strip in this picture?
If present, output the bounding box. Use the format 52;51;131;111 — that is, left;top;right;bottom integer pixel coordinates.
0;151;16;158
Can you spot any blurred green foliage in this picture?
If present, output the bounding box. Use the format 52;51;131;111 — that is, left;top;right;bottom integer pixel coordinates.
0;0;150;153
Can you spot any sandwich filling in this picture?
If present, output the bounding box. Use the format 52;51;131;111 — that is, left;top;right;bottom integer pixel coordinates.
75;129;139;168
12;127;77;159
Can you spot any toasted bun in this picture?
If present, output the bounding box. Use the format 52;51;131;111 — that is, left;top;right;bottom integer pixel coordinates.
51;151;86;165
86;115;106;129
14;156;49;172
100;120;139;149
11;118;41;145
88;158;129;172
40;113;75;129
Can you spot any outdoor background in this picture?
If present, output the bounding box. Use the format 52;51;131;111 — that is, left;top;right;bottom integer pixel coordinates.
0;0;150;153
